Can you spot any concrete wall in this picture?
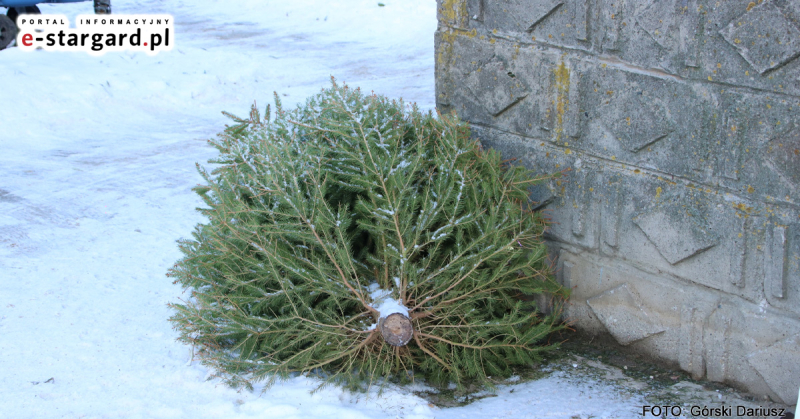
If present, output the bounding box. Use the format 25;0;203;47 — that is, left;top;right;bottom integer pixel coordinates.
434;0;800;405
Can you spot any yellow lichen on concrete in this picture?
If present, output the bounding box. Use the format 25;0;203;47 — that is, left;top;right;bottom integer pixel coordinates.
734;202;754;214
436;28;475;70
439;0;468;28
436;30;458;72
554;60;570;143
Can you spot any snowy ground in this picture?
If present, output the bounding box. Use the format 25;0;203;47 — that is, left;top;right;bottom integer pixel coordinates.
0;1;791;418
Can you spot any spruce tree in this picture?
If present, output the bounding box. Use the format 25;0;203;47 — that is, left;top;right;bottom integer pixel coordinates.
167;79;568;392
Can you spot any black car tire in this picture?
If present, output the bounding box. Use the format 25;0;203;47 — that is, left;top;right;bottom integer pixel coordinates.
94;0;111;14
7;6;42;26
0;14;16;50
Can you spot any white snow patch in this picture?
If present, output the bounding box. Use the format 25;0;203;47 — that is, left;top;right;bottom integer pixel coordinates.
373;298;410;320
366;283;410;331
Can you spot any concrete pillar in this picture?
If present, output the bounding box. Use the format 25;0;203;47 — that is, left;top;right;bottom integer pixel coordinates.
435;0;800;406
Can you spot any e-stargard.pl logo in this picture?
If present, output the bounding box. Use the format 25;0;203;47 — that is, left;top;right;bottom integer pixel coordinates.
16;14;173;55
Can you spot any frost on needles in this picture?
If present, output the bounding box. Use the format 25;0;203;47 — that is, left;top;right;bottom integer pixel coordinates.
167;78;568;392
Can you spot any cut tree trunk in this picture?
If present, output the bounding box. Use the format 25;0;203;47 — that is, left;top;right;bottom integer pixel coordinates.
379;313;413;346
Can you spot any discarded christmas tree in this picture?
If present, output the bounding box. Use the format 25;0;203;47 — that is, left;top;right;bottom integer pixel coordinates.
168;79;568;391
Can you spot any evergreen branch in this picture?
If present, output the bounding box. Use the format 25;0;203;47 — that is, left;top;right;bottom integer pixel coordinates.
301;329;379;371
410;229;529;312
412;332;450;370
416;332;530;351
